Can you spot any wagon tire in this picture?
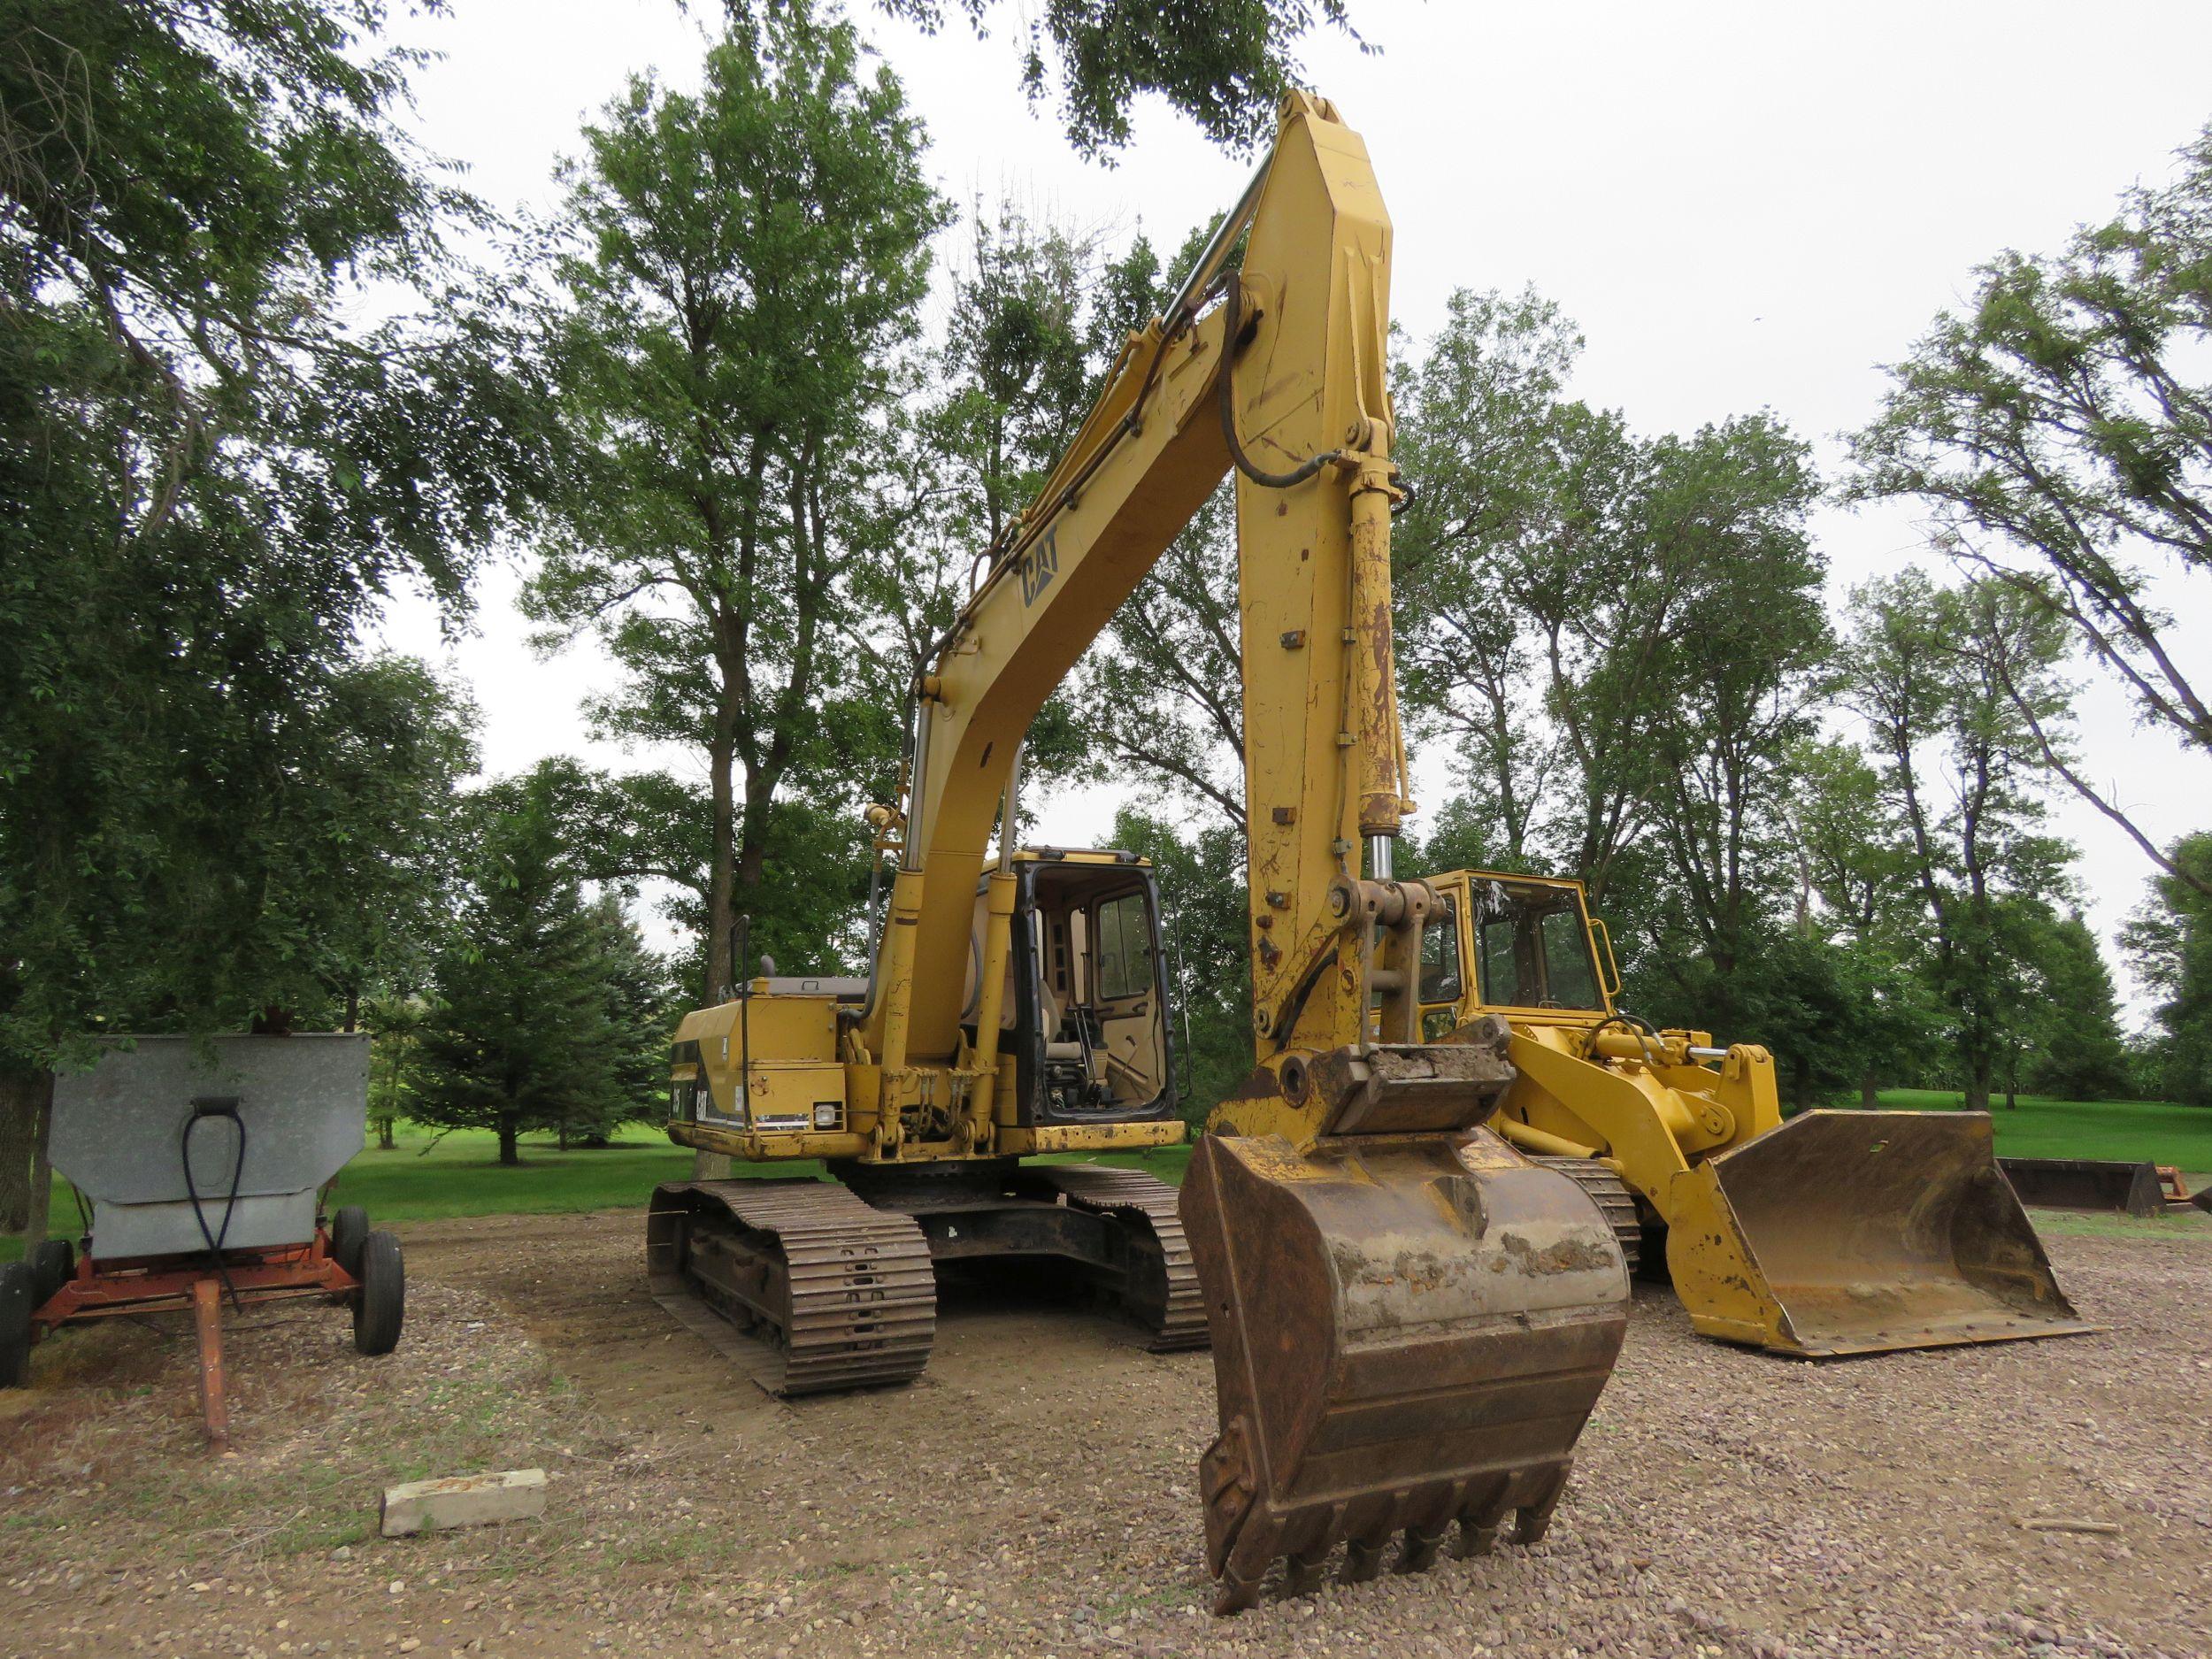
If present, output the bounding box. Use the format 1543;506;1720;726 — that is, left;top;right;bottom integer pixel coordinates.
29;1239;73;1306
352;1231;404;1357
0;1262;36;1388
331;1206;370;1277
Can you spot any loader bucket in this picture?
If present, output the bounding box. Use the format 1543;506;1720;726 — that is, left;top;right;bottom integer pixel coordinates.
1668;1110;2100;1357
1180;1129;1628;1614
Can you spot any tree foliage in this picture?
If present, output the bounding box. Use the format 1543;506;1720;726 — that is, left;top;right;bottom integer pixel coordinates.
864;0;1365;156
2126;833;2212;1106
1842;572;2078;1108
518;13;943;999
1110;808;1249;1124
1850;121;2212;896
2022;912;2132;1102
414;773;670;1164
1;0;534;1234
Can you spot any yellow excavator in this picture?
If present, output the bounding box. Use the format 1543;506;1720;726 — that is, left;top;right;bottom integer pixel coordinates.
1415;868;2096;1356
651;92;1631;1614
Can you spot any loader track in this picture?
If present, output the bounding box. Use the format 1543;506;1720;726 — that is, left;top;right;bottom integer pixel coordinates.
1037;1164;1210;1351
1535;1156;1642;1273
647;1179;936;1397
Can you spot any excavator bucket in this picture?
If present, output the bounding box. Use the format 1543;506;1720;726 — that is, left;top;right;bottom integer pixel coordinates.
1180;1127;1629;1614
1668;1110;2101;1357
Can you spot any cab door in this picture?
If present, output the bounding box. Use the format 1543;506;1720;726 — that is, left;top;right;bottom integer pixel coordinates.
1090;885;1168;1110
1417;871;1474;1041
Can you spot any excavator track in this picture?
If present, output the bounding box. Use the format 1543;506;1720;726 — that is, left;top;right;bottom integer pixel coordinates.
1038;1164;1209;1351
1534;1156;1641;1274
646;1179;936;1397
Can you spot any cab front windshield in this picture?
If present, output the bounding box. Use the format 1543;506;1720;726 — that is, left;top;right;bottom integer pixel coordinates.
1466;878;1604;1011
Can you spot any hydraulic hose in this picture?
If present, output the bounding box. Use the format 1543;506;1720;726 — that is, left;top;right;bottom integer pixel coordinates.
1216;271;1346;489
183;1096;248;1313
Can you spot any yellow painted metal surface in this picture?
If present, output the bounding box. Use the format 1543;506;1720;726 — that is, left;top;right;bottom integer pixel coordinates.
1424;866;2093;1356
996;1121;1186;1156
669;1120;870;1163
653;96;1632;1610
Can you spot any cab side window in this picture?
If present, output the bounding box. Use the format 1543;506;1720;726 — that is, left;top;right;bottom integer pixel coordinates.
1094;892;1150;1001
1418;901;1462;1002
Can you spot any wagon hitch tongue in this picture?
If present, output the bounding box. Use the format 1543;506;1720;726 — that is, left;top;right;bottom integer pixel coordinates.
1179;1041;1631;1614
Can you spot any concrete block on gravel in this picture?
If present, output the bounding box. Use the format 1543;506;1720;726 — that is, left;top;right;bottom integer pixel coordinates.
381;1469;546;1537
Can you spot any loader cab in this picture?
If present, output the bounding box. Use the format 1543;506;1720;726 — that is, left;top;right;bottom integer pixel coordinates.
966;849;1176;1126
1418;870;1621;1041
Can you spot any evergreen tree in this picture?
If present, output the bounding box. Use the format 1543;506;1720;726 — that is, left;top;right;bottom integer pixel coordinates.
2022;914;2132;1102
414;776;667;1164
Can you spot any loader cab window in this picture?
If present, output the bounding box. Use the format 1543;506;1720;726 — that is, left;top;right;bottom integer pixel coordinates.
1417;897;1463;1003
1471;879;1605;1011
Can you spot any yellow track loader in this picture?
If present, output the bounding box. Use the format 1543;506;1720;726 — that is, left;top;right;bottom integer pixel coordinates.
651;93;1628;1615
1416;868;2096;1357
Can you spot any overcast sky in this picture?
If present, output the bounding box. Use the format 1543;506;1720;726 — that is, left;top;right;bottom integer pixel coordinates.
372;0;2211;1016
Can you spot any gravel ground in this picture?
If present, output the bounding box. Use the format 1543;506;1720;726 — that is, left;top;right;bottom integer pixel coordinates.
3;1209;2206;1659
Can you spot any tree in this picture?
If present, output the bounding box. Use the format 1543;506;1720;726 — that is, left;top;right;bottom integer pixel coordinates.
0;0;537;1240
519;14;945;1002
1394;291;1707;906
1778;738;1942;1104
937;204;1099;546
1637;414;1827;983
363;993;429;1151
2124;832;2212;1106
414;775;668;1164
864;0;1367;157
273;660;480;1033
1394;289;1581;866
1842;572;2077;1109
1848;122;2212;898
2022;912;2132;1102
1110;809;1250;1122
1396;289;1829;968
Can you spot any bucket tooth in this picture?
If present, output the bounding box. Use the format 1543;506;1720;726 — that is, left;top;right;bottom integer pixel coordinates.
1341;1535;1386;1584
1180;1124;1629;1614
1517;1469;1568;1544
1398;1523;1446;1574
1453;1517;1501;1559
1283;1551;1331;1596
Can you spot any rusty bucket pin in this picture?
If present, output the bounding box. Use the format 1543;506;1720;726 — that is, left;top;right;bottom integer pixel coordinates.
1180;1124;1629;1614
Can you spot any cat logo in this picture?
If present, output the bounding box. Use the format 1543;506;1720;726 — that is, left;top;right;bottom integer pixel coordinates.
1019;530;1059;607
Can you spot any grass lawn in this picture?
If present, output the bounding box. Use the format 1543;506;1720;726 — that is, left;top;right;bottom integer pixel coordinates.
10;1096;2206;1263
328;1123;696;1222
1873;1087;2212;1170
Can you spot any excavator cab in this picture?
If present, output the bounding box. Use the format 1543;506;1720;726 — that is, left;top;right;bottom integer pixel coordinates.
965;850;1173;1125
1422;868;2096;1358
